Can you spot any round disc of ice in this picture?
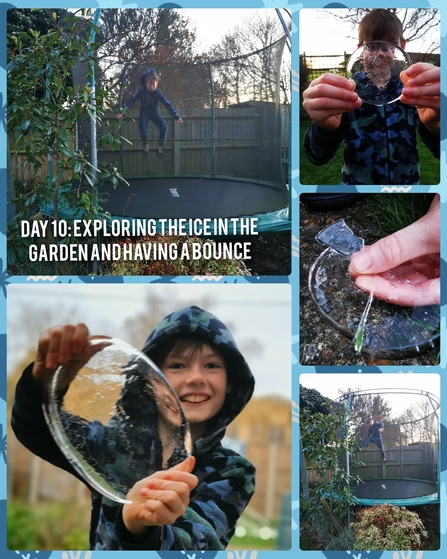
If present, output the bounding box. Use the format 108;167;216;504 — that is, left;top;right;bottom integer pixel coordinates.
42;337;192;503
309;248;440;359
346;41;413;105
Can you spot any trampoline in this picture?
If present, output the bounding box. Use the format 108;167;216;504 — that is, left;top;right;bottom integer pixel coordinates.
352;478;438;506
336;388;440;507
71;9;291;234
98;176;288;221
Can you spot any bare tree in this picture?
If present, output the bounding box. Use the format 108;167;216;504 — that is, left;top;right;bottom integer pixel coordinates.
97;9;197;71
207;12;287;107
397;397;439;445
326;8;440;53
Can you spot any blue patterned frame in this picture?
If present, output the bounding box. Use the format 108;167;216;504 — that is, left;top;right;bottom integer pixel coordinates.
0;1;445;558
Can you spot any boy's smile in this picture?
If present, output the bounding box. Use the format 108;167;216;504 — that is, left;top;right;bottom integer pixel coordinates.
162;345;231;440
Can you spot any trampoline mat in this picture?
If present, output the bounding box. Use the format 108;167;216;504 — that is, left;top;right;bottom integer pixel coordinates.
353;479;437;500
98;177;288;220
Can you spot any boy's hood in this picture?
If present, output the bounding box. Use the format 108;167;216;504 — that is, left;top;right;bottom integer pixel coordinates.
141;306;255;451
140;67;157;86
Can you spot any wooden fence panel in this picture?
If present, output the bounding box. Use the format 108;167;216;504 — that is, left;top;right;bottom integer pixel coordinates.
9;105;290;184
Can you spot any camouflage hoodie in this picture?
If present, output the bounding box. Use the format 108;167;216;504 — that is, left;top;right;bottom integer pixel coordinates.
304;93;440;185
12;307;255;550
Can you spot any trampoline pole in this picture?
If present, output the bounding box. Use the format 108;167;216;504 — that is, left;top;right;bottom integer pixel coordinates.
426;391;440;493
399;425;403;479
275;8;291;52
208;63;216;177
118;63;130;175
89;8;101;274
344;394;352;529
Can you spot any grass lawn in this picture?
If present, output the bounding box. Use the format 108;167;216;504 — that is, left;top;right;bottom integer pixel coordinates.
300;118;440;185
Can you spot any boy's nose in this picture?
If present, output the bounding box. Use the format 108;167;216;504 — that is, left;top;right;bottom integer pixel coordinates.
185;365;205;383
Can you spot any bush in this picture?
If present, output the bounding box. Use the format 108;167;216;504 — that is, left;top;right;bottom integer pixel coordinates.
351;503;428;550
8;501;90;549
102;234;251;276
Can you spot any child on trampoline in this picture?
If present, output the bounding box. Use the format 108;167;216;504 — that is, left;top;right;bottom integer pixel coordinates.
360;417;386;461
118;68;183;156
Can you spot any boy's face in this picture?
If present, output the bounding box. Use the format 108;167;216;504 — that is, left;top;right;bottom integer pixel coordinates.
161;344;231;436
145;77;158;92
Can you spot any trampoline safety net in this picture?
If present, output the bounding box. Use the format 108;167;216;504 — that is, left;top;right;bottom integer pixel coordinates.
337;389;440;505
74;34;289;225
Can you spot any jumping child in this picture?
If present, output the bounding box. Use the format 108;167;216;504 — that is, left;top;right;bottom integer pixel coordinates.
360;417;386;462
118;68;183;156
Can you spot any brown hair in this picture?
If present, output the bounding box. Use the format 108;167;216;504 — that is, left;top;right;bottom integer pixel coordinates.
149;333;235;386
358;9;404;45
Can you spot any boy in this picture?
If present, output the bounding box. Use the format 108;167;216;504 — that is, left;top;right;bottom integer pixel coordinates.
302;9;440;185
118;68;183;155
11;306;255;550
360;417;386;461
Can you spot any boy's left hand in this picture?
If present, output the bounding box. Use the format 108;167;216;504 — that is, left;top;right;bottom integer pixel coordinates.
400;63;440;135
122;456;198;535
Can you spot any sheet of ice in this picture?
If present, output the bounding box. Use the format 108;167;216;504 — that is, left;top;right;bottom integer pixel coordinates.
309;223;440;359
315;219;364;256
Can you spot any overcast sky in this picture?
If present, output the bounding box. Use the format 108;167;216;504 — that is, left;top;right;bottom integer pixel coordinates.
300;373;440;416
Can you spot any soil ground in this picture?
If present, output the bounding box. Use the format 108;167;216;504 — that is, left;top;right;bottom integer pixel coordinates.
239;230;291;275
299;194;439;367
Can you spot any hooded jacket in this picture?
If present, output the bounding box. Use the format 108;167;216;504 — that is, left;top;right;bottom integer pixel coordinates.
304;77;440;185
11;306;255;550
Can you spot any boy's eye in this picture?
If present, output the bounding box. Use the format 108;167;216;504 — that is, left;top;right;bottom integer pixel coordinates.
206;362;223;369
166;362;185;370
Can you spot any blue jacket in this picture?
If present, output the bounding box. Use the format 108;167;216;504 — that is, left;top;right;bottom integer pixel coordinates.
368;421;384;443
12;307;255;550
304;86;439;185
125;80;180;122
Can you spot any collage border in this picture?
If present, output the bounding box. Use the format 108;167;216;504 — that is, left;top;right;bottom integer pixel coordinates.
0;0;445;557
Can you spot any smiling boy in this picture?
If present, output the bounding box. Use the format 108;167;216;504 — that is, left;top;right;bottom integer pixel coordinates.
11;306;255;550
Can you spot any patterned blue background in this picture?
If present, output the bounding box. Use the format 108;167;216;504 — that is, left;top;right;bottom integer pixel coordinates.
0;1;445;558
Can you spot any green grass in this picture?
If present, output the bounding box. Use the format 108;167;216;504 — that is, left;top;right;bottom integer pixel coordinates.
7;500;90;549
300;118;440;185
366;193;433;235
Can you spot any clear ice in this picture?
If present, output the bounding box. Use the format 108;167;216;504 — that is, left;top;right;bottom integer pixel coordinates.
316;219;364;256
309;221;440;359
43;337;192;504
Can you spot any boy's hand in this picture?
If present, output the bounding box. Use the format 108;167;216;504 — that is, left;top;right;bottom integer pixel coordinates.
348;195;440;307
33;323;89;385
33;324;110;388
122;456;198;535
302;73;362;130
177;118;183;124
400;63;440;135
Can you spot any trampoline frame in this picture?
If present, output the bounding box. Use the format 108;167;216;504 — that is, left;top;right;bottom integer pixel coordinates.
339;388;440;507
86;8;291;234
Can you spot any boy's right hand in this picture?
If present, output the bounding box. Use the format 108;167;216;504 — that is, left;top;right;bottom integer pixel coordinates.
122;456;198;535
302;73;362;130
33;323;90;386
